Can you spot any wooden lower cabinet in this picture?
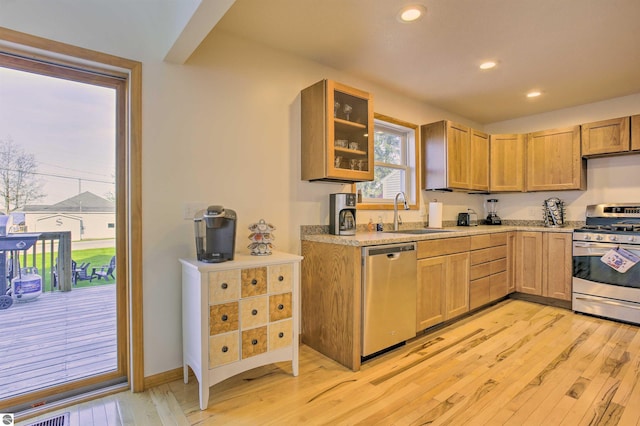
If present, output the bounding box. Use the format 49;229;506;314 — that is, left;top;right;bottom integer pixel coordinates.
506;231;517;293
416;237;470;331
543;232;573;300
515;231;572;300
469;233;510;310
301;241;362;370
515;232;544;295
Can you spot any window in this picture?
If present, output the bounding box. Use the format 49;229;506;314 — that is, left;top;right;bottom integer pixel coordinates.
354;114;419;210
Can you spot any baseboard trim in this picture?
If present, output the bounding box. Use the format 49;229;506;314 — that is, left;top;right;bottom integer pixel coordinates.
144;366;194;390
508;292;572;310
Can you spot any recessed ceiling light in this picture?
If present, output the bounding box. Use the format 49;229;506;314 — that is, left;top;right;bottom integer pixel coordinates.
479;61;497;70
527;91;542;98
398;5;426;22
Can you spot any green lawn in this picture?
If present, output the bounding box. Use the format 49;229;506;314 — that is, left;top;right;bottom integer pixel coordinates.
16;247;116;292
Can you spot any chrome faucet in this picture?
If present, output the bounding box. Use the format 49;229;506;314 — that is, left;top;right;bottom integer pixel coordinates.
393;192;409;230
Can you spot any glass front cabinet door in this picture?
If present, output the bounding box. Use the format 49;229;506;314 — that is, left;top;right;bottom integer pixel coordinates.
301;79;374;182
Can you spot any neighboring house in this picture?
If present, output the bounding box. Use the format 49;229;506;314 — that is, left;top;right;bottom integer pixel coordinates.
21;191;115;241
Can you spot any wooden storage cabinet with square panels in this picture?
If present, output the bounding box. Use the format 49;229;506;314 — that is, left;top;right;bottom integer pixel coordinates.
180;253;302;410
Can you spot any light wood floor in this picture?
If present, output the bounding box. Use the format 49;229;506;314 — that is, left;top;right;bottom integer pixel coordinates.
19;299;640;425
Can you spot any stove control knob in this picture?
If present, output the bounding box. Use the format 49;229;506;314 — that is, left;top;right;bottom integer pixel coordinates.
609;235;618;242
596;235;604;241
584;234;591;240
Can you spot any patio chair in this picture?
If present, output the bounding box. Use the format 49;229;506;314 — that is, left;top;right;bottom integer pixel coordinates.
73;261;91;284
91;256;115;282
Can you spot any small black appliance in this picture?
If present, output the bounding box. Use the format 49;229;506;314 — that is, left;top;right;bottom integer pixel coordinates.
330;193;357;235
194;205;237;263
486;199;502;225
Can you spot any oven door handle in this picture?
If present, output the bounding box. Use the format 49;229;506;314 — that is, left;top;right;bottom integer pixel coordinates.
573;242;640;252
575;296;640;311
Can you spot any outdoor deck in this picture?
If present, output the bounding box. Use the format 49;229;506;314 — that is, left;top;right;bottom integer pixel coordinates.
0;285;117;400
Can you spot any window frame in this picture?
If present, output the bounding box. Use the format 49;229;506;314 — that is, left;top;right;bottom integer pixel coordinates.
0;27;143;406
353;113;420;211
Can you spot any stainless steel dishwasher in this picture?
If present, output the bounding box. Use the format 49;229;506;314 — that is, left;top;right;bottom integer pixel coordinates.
362;242;417;357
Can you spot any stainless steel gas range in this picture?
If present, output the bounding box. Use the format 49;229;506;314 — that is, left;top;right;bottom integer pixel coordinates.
573;204;640;325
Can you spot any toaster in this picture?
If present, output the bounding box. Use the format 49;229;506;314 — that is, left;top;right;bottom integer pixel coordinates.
457;210;478;226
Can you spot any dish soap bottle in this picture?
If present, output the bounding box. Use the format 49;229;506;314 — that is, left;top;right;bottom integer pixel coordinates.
376;216;384;232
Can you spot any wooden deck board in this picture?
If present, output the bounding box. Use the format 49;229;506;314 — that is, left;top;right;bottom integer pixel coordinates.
0;285;117;399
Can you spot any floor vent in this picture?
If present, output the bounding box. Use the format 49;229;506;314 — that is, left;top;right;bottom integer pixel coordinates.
25;412;70;426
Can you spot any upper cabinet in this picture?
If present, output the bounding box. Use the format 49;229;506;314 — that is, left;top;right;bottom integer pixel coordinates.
632;115;640;151
470;130;490;192
526;126;586;191
489;134;525;192
581;117;630;157
421;121;489;191
301;79;374;182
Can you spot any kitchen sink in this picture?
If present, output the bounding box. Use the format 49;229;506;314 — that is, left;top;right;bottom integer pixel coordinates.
383;229;452;235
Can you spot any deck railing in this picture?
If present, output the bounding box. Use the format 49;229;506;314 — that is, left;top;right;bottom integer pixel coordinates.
12;231;73;292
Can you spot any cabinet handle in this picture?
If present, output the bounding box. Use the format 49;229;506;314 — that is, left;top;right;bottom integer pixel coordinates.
277;304;284;310
221;346;228;353
278;332;284;338
221;314;228;321
278;275;284;282
251;309;258;315
251;279;258;285
251;339;258;345
221;283;228;289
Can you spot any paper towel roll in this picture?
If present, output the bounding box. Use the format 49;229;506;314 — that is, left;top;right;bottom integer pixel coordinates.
428;201;443;228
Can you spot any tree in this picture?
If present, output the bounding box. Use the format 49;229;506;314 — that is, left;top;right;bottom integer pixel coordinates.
0;137;44;213
358;132;402;198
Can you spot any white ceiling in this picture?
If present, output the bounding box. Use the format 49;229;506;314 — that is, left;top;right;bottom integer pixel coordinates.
2;0;639;125
211;0;640;124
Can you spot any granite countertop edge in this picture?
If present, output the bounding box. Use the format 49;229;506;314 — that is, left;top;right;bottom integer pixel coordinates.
300;225;575;247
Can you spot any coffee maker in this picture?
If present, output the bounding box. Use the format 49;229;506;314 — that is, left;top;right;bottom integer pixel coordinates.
194;205;237;262
330;193;357;236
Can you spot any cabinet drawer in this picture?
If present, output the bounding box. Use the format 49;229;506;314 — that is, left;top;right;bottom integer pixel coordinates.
490;258;507;275
470;263;491;280
241;267;268;297
209;270;240;303
470;234;492;250
470;233;507;250
209;302;239;335
242;326;268;359
489;245;507;260
490;271;508;300
470;248;493;265
269;319;293;350
269;293;292;322
240;296;268;329
470;277;490;310
209;332;239;368
417;237;470;259
269;264;293;293
490;233;507;246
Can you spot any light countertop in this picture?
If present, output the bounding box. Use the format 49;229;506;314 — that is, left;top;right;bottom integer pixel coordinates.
301;225;574;247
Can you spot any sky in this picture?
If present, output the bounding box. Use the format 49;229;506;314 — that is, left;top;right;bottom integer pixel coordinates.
0;66;116;206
